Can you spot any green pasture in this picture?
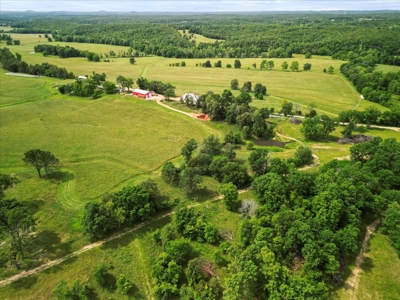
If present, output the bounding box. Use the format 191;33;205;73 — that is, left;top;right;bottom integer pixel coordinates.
1;33;399;298
5;33;390;116
376;64;400;73
0;26;13;32
0;70;61;107
335;230;400;300
0;93;207;201
178;30;224;44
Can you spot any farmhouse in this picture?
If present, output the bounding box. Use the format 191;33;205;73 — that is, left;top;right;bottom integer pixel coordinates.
182;92;200;104
133;89;152;98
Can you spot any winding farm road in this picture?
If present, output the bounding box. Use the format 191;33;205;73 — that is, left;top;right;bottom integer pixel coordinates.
0;188;250;287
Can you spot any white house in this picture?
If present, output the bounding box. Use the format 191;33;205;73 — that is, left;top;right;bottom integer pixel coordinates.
182;93;200;104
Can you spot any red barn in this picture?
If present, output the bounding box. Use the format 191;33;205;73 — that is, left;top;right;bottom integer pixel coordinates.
133;89;152;98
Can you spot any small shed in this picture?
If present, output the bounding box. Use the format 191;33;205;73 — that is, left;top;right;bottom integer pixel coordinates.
133;89;152;98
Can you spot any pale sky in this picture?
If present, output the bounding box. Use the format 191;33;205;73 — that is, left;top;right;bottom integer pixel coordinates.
1;0;399;12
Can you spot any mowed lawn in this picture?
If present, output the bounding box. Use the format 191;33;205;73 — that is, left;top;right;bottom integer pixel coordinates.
5;33;388;115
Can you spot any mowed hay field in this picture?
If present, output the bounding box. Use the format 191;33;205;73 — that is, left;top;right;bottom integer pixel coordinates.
0;72;206;202
6;33;389;116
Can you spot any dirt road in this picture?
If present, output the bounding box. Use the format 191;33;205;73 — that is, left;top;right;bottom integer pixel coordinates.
0;188;250;287
345;218;381;300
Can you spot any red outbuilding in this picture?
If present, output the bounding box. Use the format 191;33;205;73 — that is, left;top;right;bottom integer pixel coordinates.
132;89;152;98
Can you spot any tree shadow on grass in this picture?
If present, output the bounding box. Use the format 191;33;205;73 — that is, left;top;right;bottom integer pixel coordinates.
128;283;146;300
102;273;117;293
101;215;173;250
189;187;218;203
360;256;374;272
24;199;45;214
33;230;73;259
47;170;75;183
9;274;38;290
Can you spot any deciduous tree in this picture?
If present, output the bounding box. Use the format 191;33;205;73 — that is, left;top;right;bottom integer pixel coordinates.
230;79;239;90
219;182;238;211
281;61;289;71
0;199;36;262
248;148;269;177
179;167;203;194
23;149;59;178
181;139;198;162
234;59;241;69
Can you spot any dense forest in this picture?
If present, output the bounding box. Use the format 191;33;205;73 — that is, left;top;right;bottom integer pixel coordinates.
2;11;400;62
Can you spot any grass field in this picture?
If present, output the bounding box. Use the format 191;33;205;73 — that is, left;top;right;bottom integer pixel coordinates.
178;30;224;44
375;64;400;73
1;32;399;299
4;33;389;116
335;230;400;300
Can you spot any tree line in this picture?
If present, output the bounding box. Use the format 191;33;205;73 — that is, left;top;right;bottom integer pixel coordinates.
0;47;75;79
3;12;399;60
34;44;100;62
81;180;168;241
340;50;400;107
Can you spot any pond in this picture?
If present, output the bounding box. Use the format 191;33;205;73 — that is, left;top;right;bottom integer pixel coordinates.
254;140;288;148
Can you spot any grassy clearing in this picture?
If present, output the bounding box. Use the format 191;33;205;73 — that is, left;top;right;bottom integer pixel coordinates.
0;26;13;31
0;88;206;200
375;64;400;73
4;34;377;115
269;118;400;168
335;230;400;300
178;30;224;44
0;69;60;107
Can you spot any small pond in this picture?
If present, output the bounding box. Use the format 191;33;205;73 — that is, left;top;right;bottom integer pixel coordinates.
254;140;288;148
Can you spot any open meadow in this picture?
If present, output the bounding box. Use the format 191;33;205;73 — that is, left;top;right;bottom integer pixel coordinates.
335;229;400;300
1;31;399;299
5;33;389;116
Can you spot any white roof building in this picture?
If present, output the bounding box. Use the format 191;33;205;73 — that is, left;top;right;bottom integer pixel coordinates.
182;93;200;104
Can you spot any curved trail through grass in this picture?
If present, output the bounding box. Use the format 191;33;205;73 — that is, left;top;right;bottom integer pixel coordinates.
345;218;381;300
338;75;362;110
0;188;251;286
140;67;148;78
56;170;82;210
275;132;321;170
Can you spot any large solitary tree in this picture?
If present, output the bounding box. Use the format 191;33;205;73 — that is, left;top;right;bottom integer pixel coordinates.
234;60;241;69
23;149;60;178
